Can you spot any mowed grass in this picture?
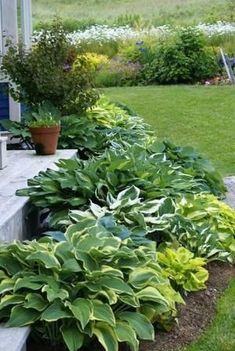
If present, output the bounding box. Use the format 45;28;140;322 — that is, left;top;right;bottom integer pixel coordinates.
32;0;226;27
104;86;235;176
181;278;235;351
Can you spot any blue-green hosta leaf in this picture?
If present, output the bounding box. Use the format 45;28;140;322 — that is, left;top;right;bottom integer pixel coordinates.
7;306;40;327
117;312;154;341
92;321;118;351
115;321;139;351
0;278;15;294
66;298;92;329
0;294;25;311
44;231;66;242
91;300;116;327
41;300;72;322
24;293;48;311
26;251;61;269
61;322;84;351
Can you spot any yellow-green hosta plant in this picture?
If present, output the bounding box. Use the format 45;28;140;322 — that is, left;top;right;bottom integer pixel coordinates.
0;222;183;351
157;247;209;292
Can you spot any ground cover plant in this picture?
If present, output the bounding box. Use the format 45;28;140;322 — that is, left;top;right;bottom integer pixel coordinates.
0;94;235;351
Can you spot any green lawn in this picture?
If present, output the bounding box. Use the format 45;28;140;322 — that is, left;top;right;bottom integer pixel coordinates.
32;0;226;27
104;86;235;176
182;278;235;351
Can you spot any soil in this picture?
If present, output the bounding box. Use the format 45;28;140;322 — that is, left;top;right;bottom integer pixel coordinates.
140;261;235;351
27;262;235;351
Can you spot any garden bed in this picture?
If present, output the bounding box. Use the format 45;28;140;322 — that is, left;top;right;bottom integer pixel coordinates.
140;262;235;351
25;263;234;351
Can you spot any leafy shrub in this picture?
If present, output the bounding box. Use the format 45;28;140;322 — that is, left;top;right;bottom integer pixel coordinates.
76;52;109;72
95;58;141;87
142;28;219;84
1;21;98;114
157;247;209;292
0;226;183;351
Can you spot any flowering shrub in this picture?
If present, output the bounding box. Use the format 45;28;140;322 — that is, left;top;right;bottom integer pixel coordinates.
1;21;98;114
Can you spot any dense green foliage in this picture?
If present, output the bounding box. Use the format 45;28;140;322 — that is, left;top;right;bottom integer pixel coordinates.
141;29;219;84
2;94;235;350
0;225;183;351
93;28;219;86
1;22;98;114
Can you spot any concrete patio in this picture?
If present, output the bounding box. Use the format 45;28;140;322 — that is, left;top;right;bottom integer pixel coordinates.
0;149;77;242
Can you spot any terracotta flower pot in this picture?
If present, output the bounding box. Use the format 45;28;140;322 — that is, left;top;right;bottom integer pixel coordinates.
29;125;60;155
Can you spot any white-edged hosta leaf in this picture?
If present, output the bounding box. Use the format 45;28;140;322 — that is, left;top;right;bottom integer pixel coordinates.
66;298;92;329
24;293;48;311
61;322;84;351
115;321;139;351
41;300;72;322
91;300;116;327
117;312;154;340
0;294;25;311
7;305;40;327
26;251;61;269
92;321;118;351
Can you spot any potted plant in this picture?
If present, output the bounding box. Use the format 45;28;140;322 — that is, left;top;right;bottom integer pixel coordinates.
26;104;61;155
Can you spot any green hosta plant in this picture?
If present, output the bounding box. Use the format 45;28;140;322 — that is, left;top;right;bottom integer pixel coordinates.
16;142;225;214
157;247;209;292
0;224;183;351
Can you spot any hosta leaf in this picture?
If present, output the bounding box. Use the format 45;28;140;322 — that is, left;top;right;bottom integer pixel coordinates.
0;256;22;275
91;300;116;327
115;321;139;351
14;277;44;292
61;322;84;351
118;312;154;340
0;294;25;311
42;285;69;302
99;276;134;296
0;278;15;294
92;322;118;351
62;259;82;273
24;293;48;311
26;251;61;269
75;251;99;272
67;298;92;329
136;287;169;305
7;306;40;327
41;300;72;321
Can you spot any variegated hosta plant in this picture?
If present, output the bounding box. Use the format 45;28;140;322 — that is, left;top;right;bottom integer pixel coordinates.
0;223;183;351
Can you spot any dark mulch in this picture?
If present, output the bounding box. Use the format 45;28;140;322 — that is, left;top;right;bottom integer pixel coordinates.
140;262;235;351
27;262;235;351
